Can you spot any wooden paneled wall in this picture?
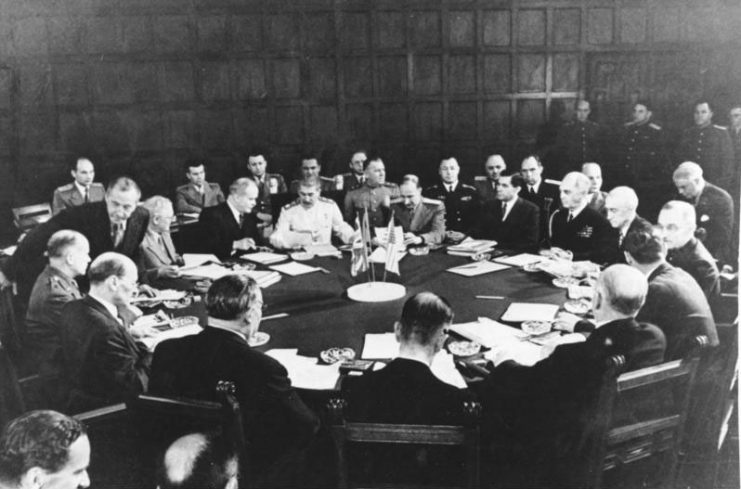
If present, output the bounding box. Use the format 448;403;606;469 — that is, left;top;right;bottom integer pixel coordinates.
0;0;739;224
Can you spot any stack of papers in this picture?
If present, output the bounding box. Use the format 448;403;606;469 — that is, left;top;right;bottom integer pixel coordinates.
448;318;527;348
494;253;544;267
304;244;341;257
131;289;187;303
181;254;220;268
369;247;407;264
270;262;320;276
446;238;497;257
266;349;341;390
241;252;288;265
141;324;202;352
447;261;509;277
360;333;467;389
500;303;559;322
245;270;282;287
180;264;281;287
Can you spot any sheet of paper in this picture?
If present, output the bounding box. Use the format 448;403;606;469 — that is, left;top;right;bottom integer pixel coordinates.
374;226;404;244
361;333;399;359
0;245;17;256
430;351;467;389
181;253;220;268
446;261;510;277
447;238;498;253
494;253;544;267
483;341;545;367
241;252;288;265
266;349;341;390
500;303;559;323
179;263;233;280
131;289;186;303
304;244;341;257
142;324;202;352
270;261;320;276
448;318;526;348
368;247;407;264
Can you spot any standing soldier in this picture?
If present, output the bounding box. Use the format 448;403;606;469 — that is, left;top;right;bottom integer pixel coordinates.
615;101;670;191
677;100;734;187
344;156;400;230
553;100;606;174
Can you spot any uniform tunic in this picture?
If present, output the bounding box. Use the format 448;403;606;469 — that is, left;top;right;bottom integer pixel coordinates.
677;124;734;185
344;182;401;230
270;197;354;249
423;182;479;234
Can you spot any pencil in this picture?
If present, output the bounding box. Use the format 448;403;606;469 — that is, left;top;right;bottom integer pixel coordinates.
476;295;505;300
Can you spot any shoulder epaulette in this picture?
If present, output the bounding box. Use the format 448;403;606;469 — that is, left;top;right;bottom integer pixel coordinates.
648;123;662;130
422;197;443;206
282;200;300;210
389;197;403;205
90;182;104;188
318;196;334;204
268;172;283;179
382;182;399;188
207;182;221;190
319;176;334;182
176;183;190;191
474;176;487;181
624;121;635;127
713;125;728;131
57;183;74;191
461;183;476;191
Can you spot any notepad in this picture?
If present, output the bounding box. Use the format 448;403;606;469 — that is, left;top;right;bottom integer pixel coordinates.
179;263;233;280
241;252;288;265
270;261;320;276
448;318;526;348
447;261;510;277
500;303;559;323
494;253;544;267
304;244;341;257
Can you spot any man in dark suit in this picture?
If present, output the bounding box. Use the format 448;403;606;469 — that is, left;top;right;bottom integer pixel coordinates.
390;179;446;246
342;292;473;485
474;154;506;204
658;200;721;302
174;158;225;216
519;154;559;244
60;253;151;413
0;177;149;304
677;100;734;186
480;264;666;488
198;178;262;260
423;156;479;242
473;173;540;253
673;161;735;266
150;274;319;486
603;186;652;264
623;228;718;360
548;172;616;263
158;432;239;489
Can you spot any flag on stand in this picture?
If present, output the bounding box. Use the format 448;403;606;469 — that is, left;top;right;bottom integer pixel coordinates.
350;211;371;277
384;211;401;276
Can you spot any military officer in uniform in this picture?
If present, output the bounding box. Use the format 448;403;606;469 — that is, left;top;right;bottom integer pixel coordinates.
474;154;506;204
344;156;400;230
270;179;355;250
337;150;368;192
25;230;90;390
289;153;340;194
390;179;446;246
174;159;225;215
423;156;479;242
553;100;606;174
51;157;105;215
677;100;734;186
615;101;670;190
728;105;741;208
245;148;287;229
582;162;607;214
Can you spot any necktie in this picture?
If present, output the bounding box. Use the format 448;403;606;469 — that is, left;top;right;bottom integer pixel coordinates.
567;212;574;223
83;187;89;203
239;213;246;229
159;235;174;262
618;231;626;246
529;186;535;196
112;223;124;247
501;202;507;221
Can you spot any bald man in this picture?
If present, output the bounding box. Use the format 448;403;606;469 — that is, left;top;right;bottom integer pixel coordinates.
673;162;734;266
158;433;239;489
474;154;507;203
603;186;651;263
548;172;615;263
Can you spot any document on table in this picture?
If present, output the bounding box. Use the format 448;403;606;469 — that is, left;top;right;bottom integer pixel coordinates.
500;303;559;323
141;324;202;352
446;261;510;277
270;261;320;276
494;253;544;267
448;317;527;348
130;289;187;303
368;247;407;264
361;333;467;389
179;263;232;280
181;253;220;268
374;226;404;245
304;244;341;257
241;252;288;265
266;349;341;390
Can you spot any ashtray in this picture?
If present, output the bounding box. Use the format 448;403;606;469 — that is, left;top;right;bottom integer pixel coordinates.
170;316;199;328
248;331;270;347
552;276;579;288
523;262;541;273
320;347;356;364
290;252;315;261
563;299;591;315
471;252;491;261
522;320;552;336
447;340;481;357
408;245;430;256
163;296;193;309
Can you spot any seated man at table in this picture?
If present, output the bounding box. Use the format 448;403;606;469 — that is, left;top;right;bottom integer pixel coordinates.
198;178;262;260
548;171;616;263
480;264;666;488
472;173;539;252
140;196;183;279
60;252;151;413
657;200;721;302
269;178;355;250
341;292;473;485
423;156;479;242
623;228;718;359
175;158;225;216
25;230;90;391
0;410;91;489
603;186;652;263
520;154;559;243
52;156;106;215
149;275;319;487
474;154;507;204
157;432;239;489
389;179;446;246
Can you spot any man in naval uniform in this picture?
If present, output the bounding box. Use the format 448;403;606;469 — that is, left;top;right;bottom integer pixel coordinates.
582;162;607;214
52;157;105;215
344;156;400;231
677;100;734;186
553;100;606;174
289;153;339;194
614;101;669;189
390;179;446;246
174;158;225;215
270;179;355;250
338;150;368;192
423;156;479;242
474;154;506;204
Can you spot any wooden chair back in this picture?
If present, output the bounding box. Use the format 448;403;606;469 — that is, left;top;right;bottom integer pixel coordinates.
328;398;482;489
12;203;52;232
581;335;707;489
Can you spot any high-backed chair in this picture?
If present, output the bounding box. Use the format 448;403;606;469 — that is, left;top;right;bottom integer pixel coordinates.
579;336;708;489
327;398;482;489
12;203;52;233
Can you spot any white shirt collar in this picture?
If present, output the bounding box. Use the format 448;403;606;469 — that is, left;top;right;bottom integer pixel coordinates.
74;181;89;196
444;181;458;192
227;200;242;225
88;292;119;320
501;198;516;220
529;181;541;193
568;200;589;219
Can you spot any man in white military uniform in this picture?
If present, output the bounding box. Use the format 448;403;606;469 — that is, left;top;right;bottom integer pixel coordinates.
270;179;356;250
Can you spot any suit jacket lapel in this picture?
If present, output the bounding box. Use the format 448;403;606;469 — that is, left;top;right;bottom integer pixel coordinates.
143;233;171;266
